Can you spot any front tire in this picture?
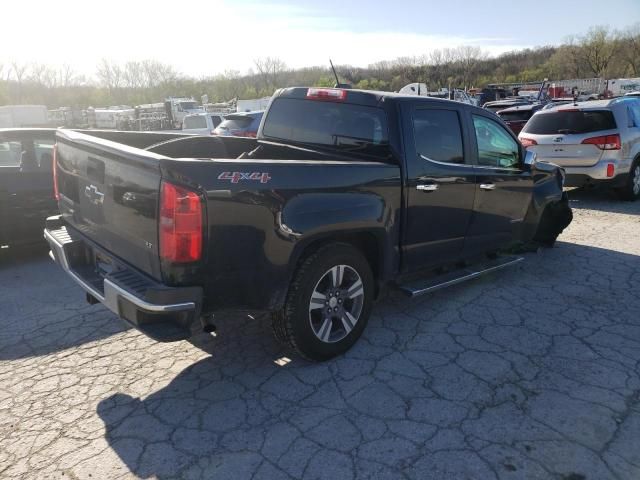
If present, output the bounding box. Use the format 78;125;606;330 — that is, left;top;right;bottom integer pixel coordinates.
272;243;374;361
617;160;640;201
532;192;573;247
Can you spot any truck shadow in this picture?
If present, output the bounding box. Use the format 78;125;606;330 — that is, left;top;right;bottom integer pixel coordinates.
95;241;640;479
0;248;130;361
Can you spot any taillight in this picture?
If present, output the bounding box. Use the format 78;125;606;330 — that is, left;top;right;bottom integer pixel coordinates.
230;131;257;138
581;134;621;150
520;137;538;148
607;164;615;177
159;181;202;263
52;143;60;200
306;88;347;102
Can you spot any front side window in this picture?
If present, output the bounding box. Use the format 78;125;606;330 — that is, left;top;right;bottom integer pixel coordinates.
413;109;464;164
472;115;521;168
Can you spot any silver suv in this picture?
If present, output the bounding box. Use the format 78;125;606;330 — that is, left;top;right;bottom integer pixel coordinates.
519;98;640;200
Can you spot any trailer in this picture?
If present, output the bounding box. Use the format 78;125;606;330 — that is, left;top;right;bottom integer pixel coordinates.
0;105;49;128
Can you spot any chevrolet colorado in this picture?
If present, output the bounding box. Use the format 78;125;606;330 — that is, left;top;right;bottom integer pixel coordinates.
45;87;571;360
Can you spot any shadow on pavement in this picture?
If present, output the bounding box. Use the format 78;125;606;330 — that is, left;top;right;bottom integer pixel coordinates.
96;242;640;480
567;187;640;213
0;247;129;360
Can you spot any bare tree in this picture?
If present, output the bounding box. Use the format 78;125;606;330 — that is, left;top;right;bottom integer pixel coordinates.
58;64;77;88
141;60;177;87
619;23;640;75
30;63;58;89
96;58;123;90
454;46;486;88
253;57;287;94
580;26;617;77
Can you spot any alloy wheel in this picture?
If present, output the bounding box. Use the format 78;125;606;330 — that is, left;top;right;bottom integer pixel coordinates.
308;265;365;343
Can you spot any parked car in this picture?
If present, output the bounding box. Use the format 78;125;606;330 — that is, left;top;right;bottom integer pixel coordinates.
0;128;58;248
45;87;571;360
213;111;263;137
497;104;545;135
519;97;640;200
483;98;531;114
181;113;225;135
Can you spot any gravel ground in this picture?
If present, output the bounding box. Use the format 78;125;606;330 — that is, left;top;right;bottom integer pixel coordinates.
1;188;639;480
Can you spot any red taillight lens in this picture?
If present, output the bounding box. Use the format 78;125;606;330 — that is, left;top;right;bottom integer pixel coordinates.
52;143;60;201
520;137;538;148
581;134;621;150
306;88;347;101
607;163;615;177
230;131;257;138
159;181;202;263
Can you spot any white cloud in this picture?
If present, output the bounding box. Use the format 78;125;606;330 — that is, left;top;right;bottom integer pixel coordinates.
0;0;530;78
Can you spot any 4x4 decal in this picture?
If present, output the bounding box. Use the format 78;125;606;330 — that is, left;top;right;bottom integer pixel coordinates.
217;172;272;184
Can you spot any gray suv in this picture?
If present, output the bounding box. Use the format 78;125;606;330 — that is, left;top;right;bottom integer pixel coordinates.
519;98;640;200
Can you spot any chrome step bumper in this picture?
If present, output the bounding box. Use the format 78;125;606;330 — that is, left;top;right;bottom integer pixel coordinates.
44;216;202;341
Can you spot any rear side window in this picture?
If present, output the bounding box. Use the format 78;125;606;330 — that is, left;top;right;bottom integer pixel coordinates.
523;110;616;134
210;115;222;128
184;116;207;129
262;98;390;159
413;109;464;164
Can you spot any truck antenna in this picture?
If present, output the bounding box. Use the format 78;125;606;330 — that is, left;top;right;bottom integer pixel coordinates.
329;59;340;87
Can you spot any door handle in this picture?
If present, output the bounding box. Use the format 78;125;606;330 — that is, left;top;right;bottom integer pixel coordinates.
416;184;438;192
479;183;496;191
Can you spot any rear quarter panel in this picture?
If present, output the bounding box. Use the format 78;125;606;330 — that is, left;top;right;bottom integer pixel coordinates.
160;158;402;312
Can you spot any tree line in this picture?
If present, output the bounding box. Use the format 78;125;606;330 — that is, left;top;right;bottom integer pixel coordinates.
0;24;638;108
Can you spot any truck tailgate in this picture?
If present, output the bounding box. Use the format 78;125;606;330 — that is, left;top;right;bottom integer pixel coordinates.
55;130;164;280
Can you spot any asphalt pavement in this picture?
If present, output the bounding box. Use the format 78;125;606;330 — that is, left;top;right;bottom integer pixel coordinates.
1;188;639;479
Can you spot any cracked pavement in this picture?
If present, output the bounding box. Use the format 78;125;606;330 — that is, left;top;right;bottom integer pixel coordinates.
1;188;639;480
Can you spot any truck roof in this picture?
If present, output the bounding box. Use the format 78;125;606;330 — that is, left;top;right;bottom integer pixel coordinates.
274;87;469;109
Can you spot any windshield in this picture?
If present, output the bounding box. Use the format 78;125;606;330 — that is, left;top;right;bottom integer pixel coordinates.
183;116;207;129
179;102;198;110
262;98;390;159
523;110;616;134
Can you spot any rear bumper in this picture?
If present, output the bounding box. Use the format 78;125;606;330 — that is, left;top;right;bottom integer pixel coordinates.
561;160;629;188
44;216;202;342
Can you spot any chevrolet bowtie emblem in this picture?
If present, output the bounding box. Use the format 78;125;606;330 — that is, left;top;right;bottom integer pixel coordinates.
84;184;104;205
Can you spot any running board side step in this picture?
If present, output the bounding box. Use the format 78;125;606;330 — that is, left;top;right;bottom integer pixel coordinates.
397;256;524;297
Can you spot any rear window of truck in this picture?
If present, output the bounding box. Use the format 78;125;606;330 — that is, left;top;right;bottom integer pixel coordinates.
262;98;390;159
523;110;616;134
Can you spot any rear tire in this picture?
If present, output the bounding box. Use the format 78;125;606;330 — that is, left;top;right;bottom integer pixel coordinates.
271;243;374;361
617;159;640;201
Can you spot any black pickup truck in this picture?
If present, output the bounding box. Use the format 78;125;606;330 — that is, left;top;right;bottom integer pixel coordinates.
45;87;571;360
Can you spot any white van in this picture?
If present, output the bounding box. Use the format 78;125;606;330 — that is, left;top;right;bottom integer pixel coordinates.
181;113;225;135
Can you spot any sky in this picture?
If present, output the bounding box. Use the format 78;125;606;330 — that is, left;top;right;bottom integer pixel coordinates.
1;0;638;78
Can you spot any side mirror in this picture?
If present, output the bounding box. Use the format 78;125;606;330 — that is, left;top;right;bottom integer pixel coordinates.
524;150;537;166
